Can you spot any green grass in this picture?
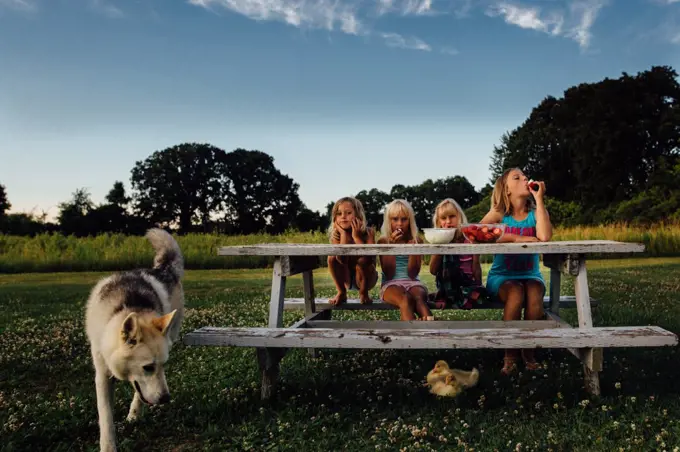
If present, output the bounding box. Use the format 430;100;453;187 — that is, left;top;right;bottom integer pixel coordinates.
1;222;680;273
1;259;679;451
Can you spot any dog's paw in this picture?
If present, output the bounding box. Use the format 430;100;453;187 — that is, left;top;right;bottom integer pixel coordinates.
125;411;140;422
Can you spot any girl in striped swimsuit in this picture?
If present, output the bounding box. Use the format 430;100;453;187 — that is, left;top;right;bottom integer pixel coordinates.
377;199;433;321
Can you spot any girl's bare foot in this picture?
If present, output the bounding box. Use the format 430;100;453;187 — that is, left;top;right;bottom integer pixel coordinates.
359;291;373;304
522;350;541;370
501;356;519;376
329;291;347;306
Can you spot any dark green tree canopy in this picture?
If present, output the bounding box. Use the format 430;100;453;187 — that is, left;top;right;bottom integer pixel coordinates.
131;143;229;233
0;183;10;217
490;65;680;217
224;149;303;234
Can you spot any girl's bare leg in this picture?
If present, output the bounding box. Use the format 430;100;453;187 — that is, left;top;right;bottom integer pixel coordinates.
408;286;432;320
498;281;524;373
355;256;378;304
327;256;350;305
382;286;416;320
522;280;545;368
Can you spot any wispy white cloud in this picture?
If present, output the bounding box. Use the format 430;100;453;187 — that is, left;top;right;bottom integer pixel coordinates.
566;1;606;49
189;0;446;52
90;0;123;18
381;32;431;50
188;0;365;35
485;1;607;50
0;0;124;16
486;3;563;35
377;0;433;16
0;0;37;12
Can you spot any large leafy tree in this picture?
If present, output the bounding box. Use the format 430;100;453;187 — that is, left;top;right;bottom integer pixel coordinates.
355;188;391;229
490;65;680;218
330;176;481;233
389;176;481;228
88;181;147;234
57;188;95;236
105;181;131;209
224;149;303;234
130;143;229;233
0;183;10;218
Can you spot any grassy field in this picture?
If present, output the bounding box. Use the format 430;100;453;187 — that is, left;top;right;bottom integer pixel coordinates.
1;258;679;451
1;222;680;273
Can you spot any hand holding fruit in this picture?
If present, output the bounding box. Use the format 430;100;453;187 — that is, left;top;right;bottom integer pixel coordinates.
528;179;546;201
390;228;405;244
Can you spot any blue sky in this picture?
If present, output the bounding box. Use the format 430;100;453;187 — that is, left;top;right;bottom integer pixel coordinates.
1;0;680;221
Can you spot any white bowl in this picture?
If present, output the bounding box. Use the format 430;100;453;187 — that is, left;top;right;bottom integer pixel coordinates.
422;228;457;244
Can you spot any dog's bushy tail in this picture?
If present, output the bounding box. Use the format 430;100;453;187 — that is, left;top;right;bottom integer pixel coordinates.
146;228;184;287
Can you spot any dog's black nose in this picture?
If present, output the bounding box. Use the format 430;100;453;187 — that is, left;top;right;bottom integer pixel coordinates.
159;393;171;404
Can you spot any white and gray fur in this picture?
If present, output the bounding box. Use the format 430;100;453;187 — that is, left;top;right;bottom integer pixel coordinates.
85;228;184;452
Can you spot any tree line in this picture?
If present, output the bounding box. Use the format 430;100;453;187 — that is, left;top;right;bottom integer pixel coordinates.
1;65;679;237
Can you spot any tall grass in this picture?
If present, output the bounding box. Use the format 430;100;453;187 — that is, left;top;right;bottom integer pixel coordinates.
1;223;679;273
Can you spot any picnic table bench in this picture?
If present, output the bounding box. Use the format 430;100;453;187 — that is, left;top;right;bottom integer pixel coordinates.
184;240;678;399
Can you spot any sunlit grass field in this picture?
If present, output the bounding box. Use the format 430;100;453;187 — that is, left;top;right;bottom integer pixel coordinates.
1;258;679;451
1;222;679;273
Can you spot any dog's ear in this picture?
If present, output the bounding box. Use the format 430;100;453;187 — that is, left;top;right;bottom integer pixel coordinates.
152;309;177;336
121;312;140;345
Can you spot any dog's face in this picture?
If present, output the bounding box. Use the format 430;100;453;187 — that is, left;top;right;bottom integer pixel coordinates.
107;310;179;405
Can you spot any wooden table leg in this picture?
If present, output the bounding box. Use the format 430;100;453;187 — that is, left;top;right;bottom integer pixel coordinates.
258;258;288;400
303;270;320;358
257;348;286;401
549;265;561;315
574;256;602;396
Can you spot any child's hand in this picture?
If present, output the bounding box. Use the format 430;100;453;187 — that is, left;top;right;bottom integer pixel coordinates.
351;218;364;240
335;221;348;239
529;180;546;201
389;228;405;243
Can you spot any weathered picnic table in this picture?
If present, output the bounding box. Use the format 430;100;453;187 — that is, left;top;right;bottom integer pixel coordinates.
183;240;678;399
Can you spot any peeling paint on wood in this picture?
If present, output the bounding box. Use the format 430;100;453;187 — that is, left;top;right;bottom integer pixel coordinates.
217;240;644;256
183;325;678;349
282;296;597;311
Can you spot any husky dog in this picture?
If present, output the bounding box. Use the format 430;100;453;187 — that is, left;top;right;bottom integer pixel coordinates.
85;228;184;452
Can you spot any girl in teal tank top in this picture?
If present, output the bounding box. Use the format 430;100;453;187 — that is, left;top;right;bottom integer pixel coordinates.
480;168;553;376
486;210;545;296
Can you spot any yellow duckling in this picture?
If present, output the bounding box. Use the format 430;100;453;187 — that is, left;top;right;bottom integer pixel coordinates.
425;360;479;398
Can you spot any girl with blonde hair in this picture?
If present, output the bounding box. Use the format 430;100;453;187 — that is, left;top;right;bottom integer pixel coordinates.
376;199;433;321
429;198;487;309
327;196;378;305
480;168;552;375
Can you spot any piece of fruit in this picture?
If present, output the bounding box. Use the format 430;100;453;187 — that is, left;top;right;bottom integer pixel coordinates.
476;231;486;241
530;182;539;191
480;226;489;234
492;228;502;236
485;232;494;241
468;225;478;231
